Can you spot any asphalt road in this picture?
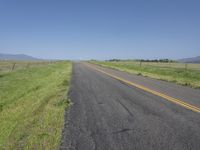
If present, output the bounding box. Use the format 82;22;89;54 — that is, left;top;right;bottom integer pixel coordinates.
60;62;200;150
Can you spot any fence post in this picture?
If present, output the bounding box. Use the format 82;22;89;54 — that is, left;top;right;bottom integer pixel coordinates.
11;63;16;71
185;63;187;71
140;61;142;67
0;103;3;112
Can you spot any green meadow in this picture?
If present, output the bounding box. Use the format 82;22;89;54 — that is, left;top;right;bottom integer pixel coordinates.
91;61;200;89
0;61;72;149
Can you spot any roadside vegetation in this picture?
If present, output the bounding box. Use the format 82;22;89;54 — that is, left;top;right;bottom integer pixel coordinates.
0;60;54;73
90;60;200;89
0;61;72;149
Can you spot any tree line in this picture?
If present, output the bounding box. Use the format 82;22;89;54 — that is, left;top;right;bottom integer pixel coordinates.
106;59;176;63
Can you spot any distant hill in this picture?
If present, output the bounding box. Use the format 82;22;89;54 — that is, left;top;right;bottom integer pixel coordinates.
0;53;41;61
178;56;200;63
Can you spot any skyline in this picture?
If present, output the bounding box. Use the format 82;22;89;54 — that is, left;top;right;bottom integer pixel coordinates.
0;0;200;60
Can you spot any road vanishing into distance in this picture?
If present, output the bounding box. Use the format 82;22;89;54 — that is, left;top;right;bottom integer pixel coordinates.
60;62;200;150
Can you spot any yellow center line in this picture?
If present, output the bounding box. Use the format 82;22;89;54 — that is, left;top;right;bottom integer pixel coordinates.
85;63;200;113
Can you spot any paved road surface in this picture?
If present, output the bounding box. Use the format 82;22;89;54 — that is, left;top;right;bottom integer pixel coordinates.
60;62;200;150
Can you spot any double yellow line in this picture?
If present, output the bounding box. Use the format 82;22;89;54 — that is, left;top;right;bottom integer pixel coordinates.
85;63;200;113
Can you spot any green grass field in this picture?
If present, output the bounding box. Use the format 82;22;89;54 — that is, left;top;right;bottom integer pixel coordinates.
91;61;200;89
0;60;54;73
0;61;72;149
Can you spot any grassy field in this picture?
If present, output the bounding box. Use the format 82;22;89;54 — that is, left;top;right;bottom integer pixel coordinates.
90;61;200;89
0;60;54;73
0;61;72;149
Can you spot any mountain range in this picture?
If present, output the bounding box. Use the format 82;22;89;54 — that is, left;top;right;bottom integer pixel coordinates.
178;56;200;63
0;53;41;61
0;53;200;63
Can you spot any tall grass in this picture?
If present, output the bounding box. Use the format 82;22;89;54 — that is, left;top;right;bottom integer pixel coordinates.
91;61;200;88
0;61;72;149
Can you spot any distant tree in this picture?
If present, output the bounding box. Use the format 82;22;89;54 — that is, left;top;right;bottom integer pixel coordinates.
108;59;121;62
90;59;97;61
137;59;175;63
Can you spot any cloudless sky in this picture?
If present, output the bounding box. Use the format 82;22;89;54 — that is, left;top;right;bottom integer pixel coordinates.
0;0;200;60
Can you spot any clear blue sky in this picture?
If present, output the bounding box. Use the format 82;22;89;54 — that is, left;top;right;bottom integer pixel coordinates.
0;0;200;60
